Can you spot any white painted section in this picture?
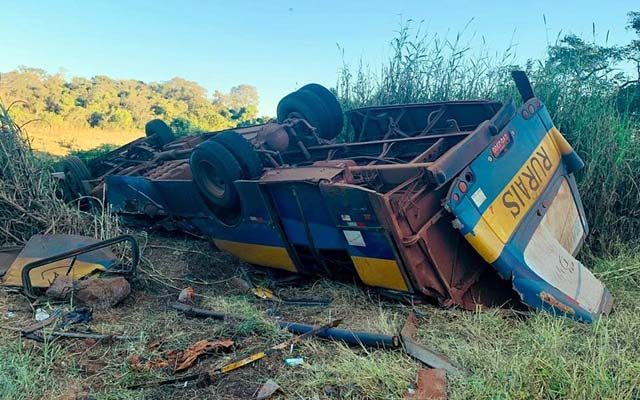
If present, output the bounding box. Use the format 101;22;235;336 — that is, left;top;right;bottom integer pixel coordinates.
523;179;604;314
471;188;487;208
541;180;584;254
343;230;366;247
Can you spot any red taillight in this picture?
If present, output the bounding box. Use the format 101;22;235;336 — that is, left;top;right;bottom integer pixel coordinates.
491;132;512;158
458;181;468;193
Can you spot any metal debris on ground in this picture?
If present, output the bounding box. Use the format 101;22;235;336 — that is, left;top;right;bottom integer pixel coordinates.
130;339;234;372
255;379;283;400
23;330;137;343
14;309;62;334
170;301;228;320
405;368;448;400
279;321;399;348
400;313;463;375
175;339;235;372
177;286;195;305
0;234;138;300
128;318;342;390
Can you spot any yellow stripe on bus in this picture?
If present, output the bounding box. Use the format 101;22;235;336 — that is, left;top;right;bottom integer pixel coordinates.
214;240;297;272
351;256;409;292
550;126;574;156
480;132;561;244
464;218;505;263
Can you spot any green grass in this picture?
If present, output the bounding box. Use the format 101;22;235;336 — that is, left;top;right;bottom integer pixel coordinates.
0;333;63;399
1;237;639;399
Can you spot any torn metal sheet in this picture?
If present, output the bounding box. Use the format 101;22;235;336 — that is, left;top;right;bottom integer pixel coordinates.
0;235;117;287
256;379;283;400
128;318;342;390
400;313;462;375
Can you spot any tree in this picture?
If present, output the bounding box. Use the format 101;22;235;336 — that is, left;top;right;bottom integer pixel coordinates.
0;68;263;134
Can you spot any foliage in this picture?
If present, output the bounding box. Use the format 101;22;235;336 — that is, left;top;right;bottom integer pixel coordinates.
0;69;260;135
337;15;640;253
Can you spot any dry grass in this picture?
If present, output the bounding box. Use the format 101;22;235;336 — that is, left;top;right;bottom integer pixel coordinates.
1;233;639;400
0;105;119;244
24;125;141;156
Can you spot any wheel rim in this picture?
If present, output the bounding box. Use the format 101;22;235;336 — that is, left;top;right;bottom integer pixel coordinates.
199;160;226;199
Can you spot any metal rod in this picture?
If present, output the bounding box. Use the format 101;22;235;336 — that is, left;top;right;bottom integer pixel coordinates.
170;302;227;320
278;321;400;348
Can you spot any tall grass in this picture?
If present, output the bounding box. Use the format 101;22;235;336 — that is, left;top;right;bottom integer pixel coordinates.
0;102;119;244
337;23;640;253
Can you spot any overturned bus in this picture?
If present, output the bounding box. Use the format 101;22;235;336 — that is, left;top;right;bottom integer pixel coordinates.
63;72;612;322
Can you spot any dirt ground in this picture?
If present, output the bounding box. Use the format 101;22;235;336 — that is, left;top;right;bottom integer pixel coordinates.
0;232;420;400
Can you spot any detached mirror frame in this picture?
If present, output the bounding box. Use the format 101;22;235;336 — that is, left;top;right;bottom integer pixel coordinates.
511;70;536;102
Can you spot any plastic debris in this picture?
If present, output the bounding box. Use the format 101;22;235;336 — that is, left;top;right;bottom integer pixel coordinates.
128;319;342;390
284;357;304;367
34;308;50;322
61;307;93;327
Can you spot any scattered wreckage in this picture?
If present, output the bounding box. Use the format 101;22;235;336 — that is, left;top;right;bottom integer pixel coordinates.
0;234;138;299
58;71;612;323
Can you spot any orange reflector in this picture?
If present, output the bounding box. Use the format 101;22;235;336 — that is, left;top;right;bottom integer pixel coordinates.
458;181;468;193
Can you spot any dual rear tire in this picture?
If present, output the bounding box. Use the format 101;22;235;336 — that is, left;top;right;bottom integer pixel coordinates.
189;131;262;212
276;83;343;140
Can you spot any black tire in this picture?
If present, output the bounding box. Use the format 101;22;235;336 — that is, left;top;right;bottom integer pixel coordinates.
214;131;263;179
145;119;175;146
62;156;91;197
277;90;336;140
190;140;243;209
299;83;344;137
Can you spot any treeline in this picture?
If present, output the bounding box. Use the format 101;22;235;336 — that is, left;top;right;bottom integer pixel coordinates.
0;67;266;134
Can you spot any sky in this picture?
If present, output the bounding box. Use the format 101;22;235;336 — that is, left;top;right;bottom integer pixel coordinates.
0;0;637;114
